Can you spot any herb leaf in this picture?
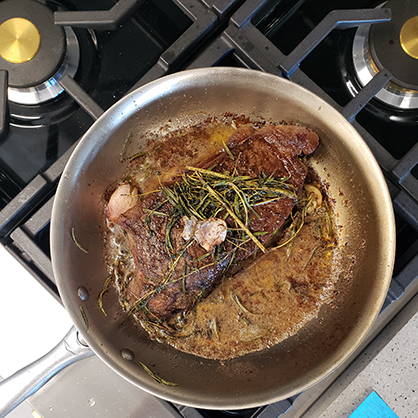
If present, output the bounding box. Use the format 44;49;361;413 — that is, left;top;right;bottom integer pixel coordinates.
98;275;113;316
72;228;88;253
139;362;178;386
80;306;89;333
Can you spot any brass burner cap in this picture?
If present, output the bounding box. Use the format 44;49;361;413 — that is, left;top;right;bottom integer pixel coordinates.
0;17;41;64
400;16;418;59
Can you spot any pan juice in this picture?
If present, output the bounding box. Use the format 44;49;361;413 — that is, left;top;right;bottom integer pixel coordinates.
104;117;342;360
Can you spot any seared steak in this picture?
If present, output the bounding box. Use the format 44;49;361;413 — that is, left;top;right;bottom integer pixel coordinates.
108;124;319;321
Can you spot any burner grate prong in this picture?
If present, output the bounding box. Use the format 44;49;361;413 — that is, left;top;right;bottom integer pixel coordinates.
0;70;8;140
58;75;104;121
54;0;140;31
280;8;392;77
340;69;392;122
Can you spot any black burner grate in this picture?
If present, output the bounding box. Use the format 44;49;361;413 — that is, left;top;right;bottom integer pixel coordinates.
1;1;418;417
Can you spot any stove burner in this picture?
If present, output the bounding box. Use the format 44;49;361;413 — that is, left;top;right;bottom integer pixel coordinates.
0;0;80;105
8;26;79;105
0;17;41;64
400;16;418;59
352;0;418;109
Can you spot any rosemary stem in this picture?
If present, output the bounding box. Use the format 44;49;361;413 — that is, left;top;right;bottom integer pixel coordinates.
204;184;266;253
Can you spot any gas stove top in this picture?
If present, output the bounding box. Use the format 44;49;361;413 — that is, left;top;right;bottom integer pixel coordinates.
1;0;418;417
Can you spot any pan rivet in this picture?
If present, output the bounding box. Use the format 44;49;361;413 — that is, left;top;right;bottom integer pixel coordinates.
121;348;135;361
77;286;89;301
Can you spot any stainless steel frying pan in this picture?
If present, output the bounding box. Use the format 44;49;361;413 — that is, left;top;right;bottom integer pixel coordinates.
0;68;395;415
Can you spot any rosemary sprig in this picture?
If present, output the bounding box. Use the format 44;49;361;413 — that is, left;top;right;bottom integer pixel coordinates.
181;262;187;295
80;306;89;333
184;166;232;179
98;275;113;316
131;165;300;320
144;199;168;237
128;240;196;316
71;227;88;254
129;151;146;162
204;184;266;253
222;140;235;161
230;289;258;315
190;252;211;263
274;218;304;250
161;239;195;286
165;216;177;255
143;208;169;217
303;244;322;270
139;362;178;386
129;252;232;318
274;193;314;250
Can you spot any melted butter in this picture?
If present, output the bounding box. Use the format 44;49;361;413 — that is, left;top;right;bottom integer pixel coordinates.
205;123;237;146
129;121;241;194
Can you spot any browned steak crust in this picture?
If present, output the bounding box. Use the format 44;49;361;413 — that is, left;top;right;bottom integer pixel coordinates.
115;124;319;320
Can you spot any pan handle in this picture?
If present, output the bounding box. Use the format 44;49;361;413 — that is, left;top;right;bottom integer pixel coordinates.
0;326;93;418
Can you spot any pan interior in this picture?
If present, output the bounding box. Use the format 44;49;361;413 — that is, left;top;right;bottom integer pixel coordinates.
51;68;395;409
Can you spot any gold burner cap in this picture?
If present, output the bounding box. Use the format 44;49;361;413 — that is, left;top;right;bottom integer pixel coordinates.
400;16;418;60
0;17;41;64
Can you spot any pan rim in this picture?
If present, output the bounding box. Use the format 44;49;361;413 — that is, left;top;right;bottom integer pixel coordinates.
51;67;396;409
